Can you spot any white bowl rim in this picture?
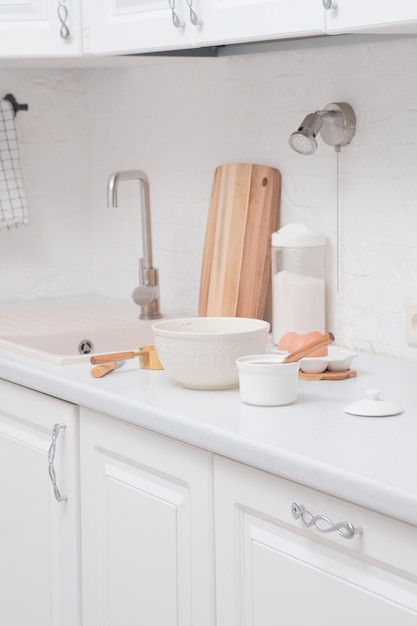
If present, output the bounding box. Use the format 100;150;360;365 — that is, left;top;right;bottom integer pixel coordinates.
274;346;357;365
236;354;300;371
152;317;270;337
237;354;285;365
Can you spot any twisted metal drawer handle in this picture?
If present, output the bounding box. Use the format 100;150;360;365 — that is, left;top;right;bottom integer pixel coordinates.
57;0;70;39
291;502;362;539
185;0;202;26
48;423;68;503
322;0;337;9
168;0;185;28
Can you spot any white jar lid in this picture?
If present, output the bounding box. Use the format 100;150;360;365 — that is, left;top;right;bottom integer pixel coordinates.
344;389;402;417
271;223;325;248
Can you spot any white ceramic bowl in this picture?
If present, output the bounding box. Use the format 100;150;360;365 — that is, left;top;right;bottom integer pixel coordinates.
275;346;358;374
326;348;357;371
298;356;329;374
152;317;270;390
236;354;299;406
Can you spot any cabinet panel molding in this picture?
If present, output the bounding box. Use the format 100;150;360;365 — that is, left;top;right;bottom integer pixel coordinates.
214;454;417;626
0;379;81;626
80;407;214;626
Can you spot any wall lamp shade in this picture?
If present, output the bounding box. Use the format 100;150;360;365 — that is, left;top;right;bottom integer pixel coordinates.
289;102;356;155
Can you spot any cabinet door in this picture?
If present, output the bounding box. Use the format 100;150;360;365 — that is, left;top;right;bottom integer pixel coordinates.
198;0;325;46
89;0;194;55
0;379;81;626
0;0;82;57
89;0;324;55
325;0;417;34
214;455;417;626
80;408;214;626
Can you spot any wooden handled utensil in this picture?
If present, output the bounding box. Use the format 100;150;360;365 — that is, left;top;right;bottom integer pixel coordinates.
90;361;122;378
281;332;335;364
91;350;144;364
90;345;163;377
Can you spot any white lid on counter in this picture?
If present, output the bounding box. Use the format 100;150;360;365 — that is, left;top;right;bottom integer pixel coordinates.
344;388;402;417
272;222;325;248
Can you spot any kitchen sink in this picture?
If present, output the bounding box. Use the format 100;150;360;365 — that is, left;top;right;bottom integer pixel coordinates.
0;298;162;365
0;321;156;365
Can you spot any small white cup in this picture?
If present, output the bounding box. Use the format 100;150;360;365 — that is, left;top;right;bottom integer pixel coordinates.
236;354;299;407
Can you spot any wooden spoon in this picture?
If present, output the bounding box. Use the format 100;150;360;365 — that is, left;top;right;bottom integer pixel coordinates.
281;332;335;364
91;350;144;364
90;361;121;378
90;345;163;370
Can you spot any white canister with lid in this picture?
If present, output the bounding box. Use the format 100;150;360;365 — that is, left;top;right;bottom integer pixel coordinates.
271;223;326;345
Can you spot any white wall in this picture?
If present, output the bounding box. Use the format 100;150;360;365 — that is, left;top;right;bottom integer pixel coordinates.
1;36;417;359
0;68;91;299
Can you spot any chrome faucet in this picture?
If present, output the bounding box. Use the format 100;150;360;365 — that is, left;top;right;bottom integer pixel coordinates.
107;170;162;319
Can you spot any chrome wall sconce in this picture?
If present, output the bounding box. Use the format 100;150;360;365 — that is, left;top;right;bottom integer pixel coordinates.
289;102;356;155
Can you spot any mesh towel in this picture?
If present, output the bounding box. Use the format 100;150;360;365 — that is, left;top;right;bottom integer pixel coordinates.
0;97;29;230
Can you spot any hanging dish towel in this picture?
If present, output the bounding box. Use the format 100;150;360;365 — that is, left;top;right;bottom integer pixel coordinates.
0;97;29;230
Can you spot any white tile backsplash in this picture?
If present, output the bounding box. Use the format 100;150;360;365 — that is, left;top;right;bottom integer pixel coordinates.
1;37;417;358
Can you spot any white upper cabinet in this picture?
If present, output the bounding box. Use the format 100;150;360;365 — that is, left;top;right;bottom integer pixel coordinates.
196;0;325;47
324;0;417;34
2;0;417;59
89;0;194;55
88;0;325;55
0;0;83;57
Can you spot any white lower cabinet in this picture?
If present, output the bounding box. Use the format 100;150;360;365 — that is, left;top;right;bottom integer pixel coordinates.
0;379;81;626
214;455;417;626
79;407;214;626
3;380;417;626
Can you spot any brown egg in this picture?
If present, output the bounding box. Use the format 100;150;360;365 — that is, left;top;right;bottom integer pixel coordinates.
305;330;328;357
290;332;328;357
308;346;328;357
306;330;323;340
288;334;309;353
278;331;299;351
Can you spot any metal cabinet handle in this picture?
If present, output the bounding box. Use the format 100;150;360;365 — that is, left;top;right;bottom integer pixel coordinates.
185;0;202;26
291;502;362;539
57;0;70;39
48;423;68;503
168;0;185;28
322;0;337;9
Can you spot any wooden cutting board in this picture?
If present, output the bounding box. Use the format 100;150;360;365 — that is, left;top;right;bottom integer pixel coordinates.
198;163;280;319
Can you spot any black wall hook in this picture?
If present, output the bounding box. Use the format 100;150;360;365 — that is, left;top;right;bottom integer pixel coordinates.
3;93;29;116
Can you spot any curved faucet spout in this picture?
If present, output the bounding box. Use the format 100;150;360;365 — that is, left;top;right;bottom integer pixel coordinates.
107;169;153;271
107;170;161;320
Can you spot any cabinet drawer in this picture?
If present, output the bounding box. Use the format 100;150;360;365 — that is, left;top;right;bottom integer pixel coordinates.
0;378;76;430
214;454;417;581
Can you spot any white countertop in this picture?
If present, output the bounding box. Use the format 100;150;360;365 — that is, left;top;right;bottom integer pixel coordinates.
1;322;416;527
